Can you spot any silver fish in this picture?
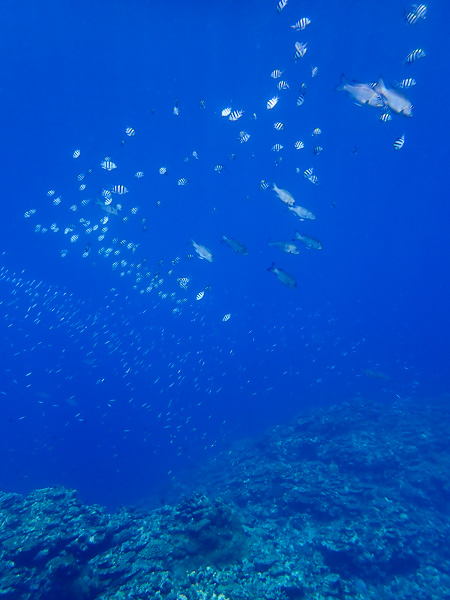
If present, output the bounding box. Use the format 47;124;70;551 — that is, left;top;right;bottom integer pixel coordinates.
267;263;297;288
288;205;315;221
374;78;413;117
294;232;322;249
191;239;213;262
221;235;248;255
272;183;295;206
336;75;385;107
95;199;120;215
269;241;299;254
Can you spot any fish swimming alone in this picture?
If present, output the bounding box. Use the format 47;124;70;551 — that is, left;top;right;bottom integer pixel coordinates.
374;78;413;117
336;75;385;107
267;263;297;288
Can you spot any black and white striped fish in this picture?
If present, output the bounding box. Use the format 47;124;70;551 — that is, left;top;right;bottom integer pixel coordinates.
294;41;307;60
404;48;426;65
111;185;128;194
229;109;243;121
277;0;288;12
277;80;290;90
294;141;304;149
380;112;392;122
273;122;284;131
394;134;405;150
260;180;270;190
271;144;283;152
396;78;416;88
125;127;135;136
73;149;81;159
177;178;189;186
101;160;117;171
271;69;283;79
267;96;279;109
291;18;311;30
239;131;250;143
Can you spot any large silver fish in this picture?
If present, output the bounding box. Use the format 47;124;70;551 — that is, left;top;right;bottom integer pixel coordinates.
374;78;413;117
288;205;315;221
191;239;213;262
269;241;300;254
267;263;297;288
272;183;295;206
294;232;322;250
336;75;385;107
221;235;248;255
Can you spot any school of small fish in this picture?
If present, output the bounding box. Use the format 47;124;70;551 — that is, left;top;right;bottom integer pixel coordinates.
23;1;429;302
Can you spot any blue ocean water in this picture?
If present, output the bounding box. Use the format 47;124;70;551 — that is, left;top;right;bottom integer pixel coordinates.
0;0;449;509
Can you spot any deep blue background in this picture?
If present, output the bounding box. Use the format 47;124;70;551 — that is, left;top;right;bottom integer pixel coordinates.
0;0;449;509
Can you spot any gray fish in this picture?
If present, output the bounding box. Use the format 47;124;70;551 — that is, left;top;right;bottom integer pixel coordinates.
221;235;248;255
272;183;295;206
191;239;213;262
95;199;120;215
294;232;322;250
269;241;300;254
267;263;297;288
336;75;385;108
288;205;316;221
374;78;413;117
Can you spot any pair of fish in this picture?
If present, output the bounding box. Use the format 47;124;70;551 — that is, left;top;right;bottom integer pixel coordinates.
272;183;315;221
336;75;413;116
191;236;248;261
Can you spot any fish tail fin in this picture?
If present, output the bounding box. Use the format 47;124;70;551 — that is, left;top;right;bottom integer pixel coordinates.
267;262;276;272
335;74;348;91
272;182;278;191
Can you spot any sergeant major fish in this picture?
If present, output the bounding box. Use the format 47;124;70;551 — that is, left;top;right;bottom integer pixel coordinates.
221;235;248;255
272;183;295;206
267;263;297;288
374;78;413;116
336;75;385;107
191;239;213;262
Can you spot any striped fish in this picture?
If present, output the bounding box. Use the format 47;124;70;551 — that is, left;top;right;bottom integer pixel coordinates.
228;109;243;121
267;96;279;109
294;141;304;149
101;160;117;171
239;132;250;143
291;18;311;30
380;112;392;122
271;69;283;79
221;107;232;116
396;78;416;88
277;80;290;90
260;180;270;190
73;149;81;159
177;178;189;186
273;122;284;131
294;41;307;60
394;134;405;150
276;0;288;12
111;185;128;194
125;127;135;136
271;144;283;152
404;48;426;65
